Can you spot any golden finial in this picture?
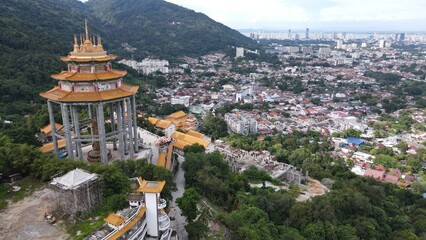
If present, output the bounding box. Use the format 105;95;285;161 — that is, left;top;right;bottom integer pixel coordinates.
80;34;83;46
85;19;89;41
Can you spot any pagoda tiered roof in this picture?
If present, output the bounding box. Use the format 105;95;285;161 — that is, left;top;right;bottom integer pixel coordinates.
60;55;116;62
40;83;139;102
51;69;126;82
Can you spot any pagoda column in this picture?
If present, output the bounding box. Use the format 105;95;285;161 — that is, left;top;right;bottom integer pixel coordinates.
121;100;128;155
71;105;83;160
116;101;125;160
61;103;74;159
47;100;59;154
110;103;117;150
132;94;139;153
97;104;108;163
126;98;134;160
88;105;94;141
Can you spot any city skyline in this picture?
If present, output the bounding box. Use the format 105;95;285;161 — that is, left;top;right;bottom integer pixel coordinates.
166;0;426;32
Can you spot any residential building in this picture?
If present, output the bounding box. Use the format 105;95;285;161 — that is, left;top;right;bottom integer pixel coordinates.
225;112;258;135
171;95;191;107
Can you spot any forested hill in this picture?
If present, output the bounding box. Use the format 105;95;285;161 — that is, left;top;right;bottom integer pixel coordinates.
0;0;255;121
0;0;110;118
87;0;256;59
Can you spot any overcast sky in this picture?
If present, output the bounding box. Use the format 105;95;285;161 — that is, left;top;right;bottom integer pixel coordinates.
165;0;426;32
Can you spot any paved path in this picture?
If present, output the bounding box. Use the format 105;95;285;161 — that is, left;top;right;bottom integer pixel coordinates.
169;156;188;240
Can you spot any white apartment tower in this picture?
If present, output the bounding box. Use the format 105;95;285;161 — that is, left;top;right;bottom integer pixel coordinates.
379;39;386;48
236;47;245;58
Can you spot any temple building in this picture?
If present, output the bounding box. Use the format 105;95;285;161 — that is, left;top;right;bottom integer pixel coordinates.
91;178;173;240
40;21;139;163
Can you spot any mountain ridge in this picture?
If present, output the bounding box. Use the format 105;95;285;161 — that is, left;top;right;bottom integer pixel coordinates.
0;0;256;119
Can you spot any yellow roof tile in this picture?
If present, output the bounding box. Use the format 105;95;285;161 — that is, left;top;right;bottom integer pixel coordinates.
40;84;138;102
40;123;63;135
107;207;146;240
51;69;126;82
157;152;167;168
171;131;210;148
166;110;187;120
39;139;67;153
104;213;126;226
138;180;166;193
60;55;116;62
155;120;172;129
186;130;205;139
148;117;159;125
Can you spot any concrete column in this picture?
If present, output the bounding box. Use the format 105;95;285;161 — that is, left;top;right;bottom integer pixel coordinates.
121;100;128;155
47;100;58;154
97;104;108;163
126;98;134;160
116;102;125;161
61;103;74;159
109;103;117;150
72;105;83;160
88;105;94;140
132;94;139;153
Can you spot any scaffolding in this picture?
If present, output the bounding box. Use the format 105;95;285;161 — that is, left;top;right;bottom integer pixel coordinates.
50;168;103;216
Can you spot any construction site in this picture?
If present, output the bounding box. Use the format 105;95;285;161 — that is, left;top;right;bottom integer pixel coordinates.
50;168;103;217
214;141;329;200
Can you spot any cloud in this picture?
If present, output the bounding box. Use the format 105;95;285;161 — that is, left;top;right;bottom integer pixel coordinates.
319;0;426;22
166;0;426;30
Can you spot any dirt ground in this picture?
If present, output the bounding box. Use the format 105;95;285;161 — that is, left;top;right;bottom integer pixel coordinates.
296;178;329;202
0;188;69;240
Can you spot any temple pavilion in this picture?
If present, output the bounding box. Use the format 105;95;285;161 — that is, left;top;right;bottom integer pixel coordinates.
40;20;139;163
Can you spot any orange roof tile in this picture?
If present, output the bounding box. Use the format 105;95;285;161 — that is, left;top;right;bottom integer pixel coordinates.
171;131;210;148
138;180;166;193
51;69;126;82
60;55;116;62
39;139;67;153
186;130;205;139
157;152;167;168
40;84;138;102
104;213;126;226
148;117;159;125
166;110;187;120
40;123;63;135
107;207;146;240
155;120;172;129
165;144;174;170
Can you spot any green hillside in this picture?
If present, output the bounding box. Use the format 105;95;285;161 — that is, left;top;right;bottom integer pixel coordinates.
0;0;255;128
88;0;256;59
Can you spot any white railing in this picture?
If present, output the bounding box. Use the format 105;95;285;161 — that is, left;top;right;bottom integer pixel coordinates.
158;215;171;231
160;228;173;240
158;211;169;222
127;219;147;240
158;198;167;209
101;206;144;240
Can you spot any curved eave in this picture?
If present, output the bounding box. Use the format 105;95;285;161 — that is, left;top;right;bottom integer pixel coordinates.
40;83;139;103
60;55;117;62
51;69;127;82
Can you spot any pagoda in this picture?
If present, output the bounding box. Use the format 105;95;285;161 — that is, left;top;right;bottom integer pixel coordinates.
40;20;139;163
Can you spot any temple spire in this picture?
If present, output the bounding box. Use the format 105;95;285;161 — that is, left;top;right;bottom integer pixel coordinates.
73;34;79;52
98;34;102;46
85;19;89;41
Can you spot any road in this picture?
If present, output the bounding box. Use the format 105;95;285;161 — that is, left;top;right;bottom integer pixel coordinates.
169;156;188;240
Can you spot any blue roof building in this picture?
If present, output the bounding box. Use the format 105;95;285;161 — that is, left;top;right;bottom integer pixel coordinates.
347;137;365;147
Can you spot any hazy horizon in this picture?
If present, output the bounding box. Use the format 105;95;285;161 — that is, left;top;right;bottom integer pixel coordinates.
166;0;426;32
